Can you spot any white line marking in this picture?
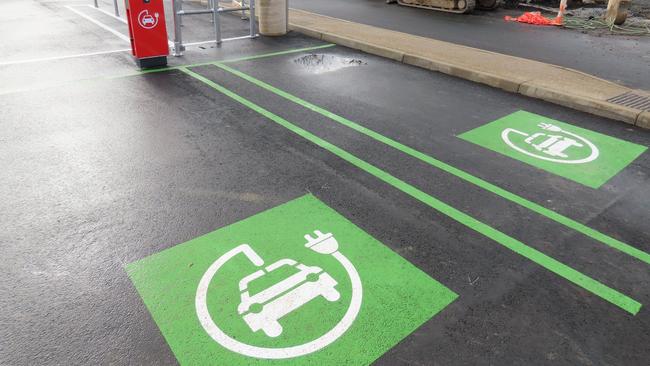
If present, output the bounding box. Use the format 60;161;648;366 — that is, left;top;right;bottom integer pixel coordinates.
221;35;258;43
0;49;131;66
83;4;127;23
184;36;256;47
184;40;217;47
76;5;252;54
1;6;254;65
65;5;130;43
81;5;176;49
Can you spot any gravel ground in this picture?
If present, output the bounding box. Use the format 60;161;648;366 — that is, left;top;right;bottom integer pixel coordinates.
532;0;650;18
631;0;650;18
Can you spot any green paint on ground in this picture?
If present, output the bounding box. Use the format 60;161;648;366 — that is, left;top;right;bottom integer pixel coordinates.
179;66;641;315
211;63;650;266
458;111;647;189
127;194;457;365
0;43;336;97
221;44;336;64
137;44;336;76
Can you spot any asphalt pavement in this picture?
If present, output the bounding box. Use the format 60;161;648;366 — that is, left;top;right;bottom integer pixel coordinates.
290;0;650;90
1;1;649;365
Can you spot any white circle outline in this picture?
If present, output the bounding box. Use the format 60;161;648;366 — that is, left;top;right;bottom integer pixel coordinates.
501;127;599;164
137;10;158;30
195;249;362;359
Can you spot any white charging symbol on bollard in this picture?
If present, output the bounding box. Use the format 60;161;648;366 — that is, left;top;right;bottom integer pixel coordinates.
137;10;159;29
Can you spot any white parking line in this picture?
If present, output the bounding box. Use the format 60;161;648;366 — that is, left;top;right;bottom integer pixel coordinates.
0;49;131;67
80;4;177;49
184;36;254;47
84;4;127;23
80;4;252;50
38;4;251;64
65;5;131;43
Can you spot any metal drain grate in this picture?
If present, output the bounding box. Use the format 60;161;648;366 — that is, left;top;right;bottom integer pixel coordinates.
607;92;650;111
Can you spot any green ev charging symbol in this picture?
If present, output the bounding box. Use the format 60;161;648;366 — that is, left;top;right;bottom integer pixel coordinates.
196;230;362;359
459;111;647;188
126;195;458;365
502;122;599;164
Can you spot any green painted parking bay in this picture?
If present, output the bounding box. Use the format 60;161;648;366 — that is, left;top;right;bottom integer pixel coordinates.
459;111;647;188
5;7;650;363
127;195;457;365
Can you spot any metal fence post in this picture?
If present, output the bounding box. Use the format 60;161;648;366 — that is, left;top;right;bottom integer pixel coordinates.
241;0;247;20
249;0;256;37
172;0;184;56
113;0;120;17
213;2;221;44
286;0;289;33
94;0;98;8
169;0;256;52
179;0;184;26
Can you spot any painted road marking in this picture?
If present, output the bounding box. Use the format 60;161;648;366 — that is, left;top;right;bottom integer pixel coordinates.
179;66;642;315
0;48;131;67
501;122;599;164
84;4;127;23
137;44;337;75
70;4;175;48
81;4;257;50
0;44;335;96
458;111;647;188
127;195;457;364
185;36;256;46
65;5;131;43
210;63;650;267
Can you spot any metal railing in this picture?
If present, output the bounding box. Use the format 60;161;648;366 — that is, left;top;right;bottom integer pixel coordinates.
171;0;258;56
90;0;257;56
93;0;120;17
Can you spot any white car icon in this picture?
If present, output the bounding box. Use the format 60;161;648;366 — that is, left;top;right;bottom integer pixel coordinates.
237;258;340;338
142;15;155;26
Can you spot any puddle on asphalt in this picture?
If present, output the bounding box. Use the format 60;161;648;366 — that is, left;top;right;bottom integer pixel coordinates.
293;54;366;74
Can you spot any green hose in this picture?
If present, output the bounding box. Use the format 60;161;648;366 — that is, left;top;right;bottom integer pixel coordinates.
562;17;650;36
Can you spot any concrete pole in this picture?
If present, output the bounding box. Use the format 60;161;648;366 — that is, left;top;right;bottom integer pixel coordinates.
606;0;630;25
557;0;568;19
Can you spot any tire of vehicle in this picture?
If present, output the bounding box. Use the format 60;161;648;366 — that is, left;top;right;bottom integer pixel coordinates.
397;0;476;14
477;0;501;10
461;0;477;13
503;0;518;9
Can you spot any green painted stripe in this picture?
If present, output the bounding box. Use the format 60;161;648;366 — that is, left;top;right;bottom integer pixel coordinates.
137;44;336;75
0;44;336;97
179;67;642;315
221;44;336;63
213;62;650;267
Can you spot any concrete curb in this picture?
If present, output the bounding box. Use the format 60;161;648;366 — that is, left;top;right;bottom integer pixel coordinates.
288;9;649;129
638;112;650;129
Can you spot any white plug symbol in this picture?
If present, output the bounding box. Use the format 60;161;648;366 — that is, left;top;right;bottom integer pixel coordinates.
538;122;562;132
304;230;339;255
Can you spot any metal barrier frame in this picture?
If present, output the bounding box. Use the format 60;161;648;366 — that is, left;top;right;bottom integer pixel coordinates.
93;0;120;17
172;0;258;56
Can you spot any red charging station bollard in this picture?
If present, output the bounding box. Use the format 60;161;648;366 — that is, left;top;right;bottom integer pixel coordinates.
125;0;169;68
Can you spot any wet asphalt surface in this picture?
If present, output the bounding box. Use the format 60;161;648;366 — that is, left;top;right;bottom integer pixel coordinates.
290;0;650;90
1;0;650;365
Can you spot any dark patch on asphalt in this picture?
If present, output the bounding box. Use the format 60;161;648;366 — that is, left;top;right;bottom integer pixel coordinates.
293;53;367;74
290;0;650;89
